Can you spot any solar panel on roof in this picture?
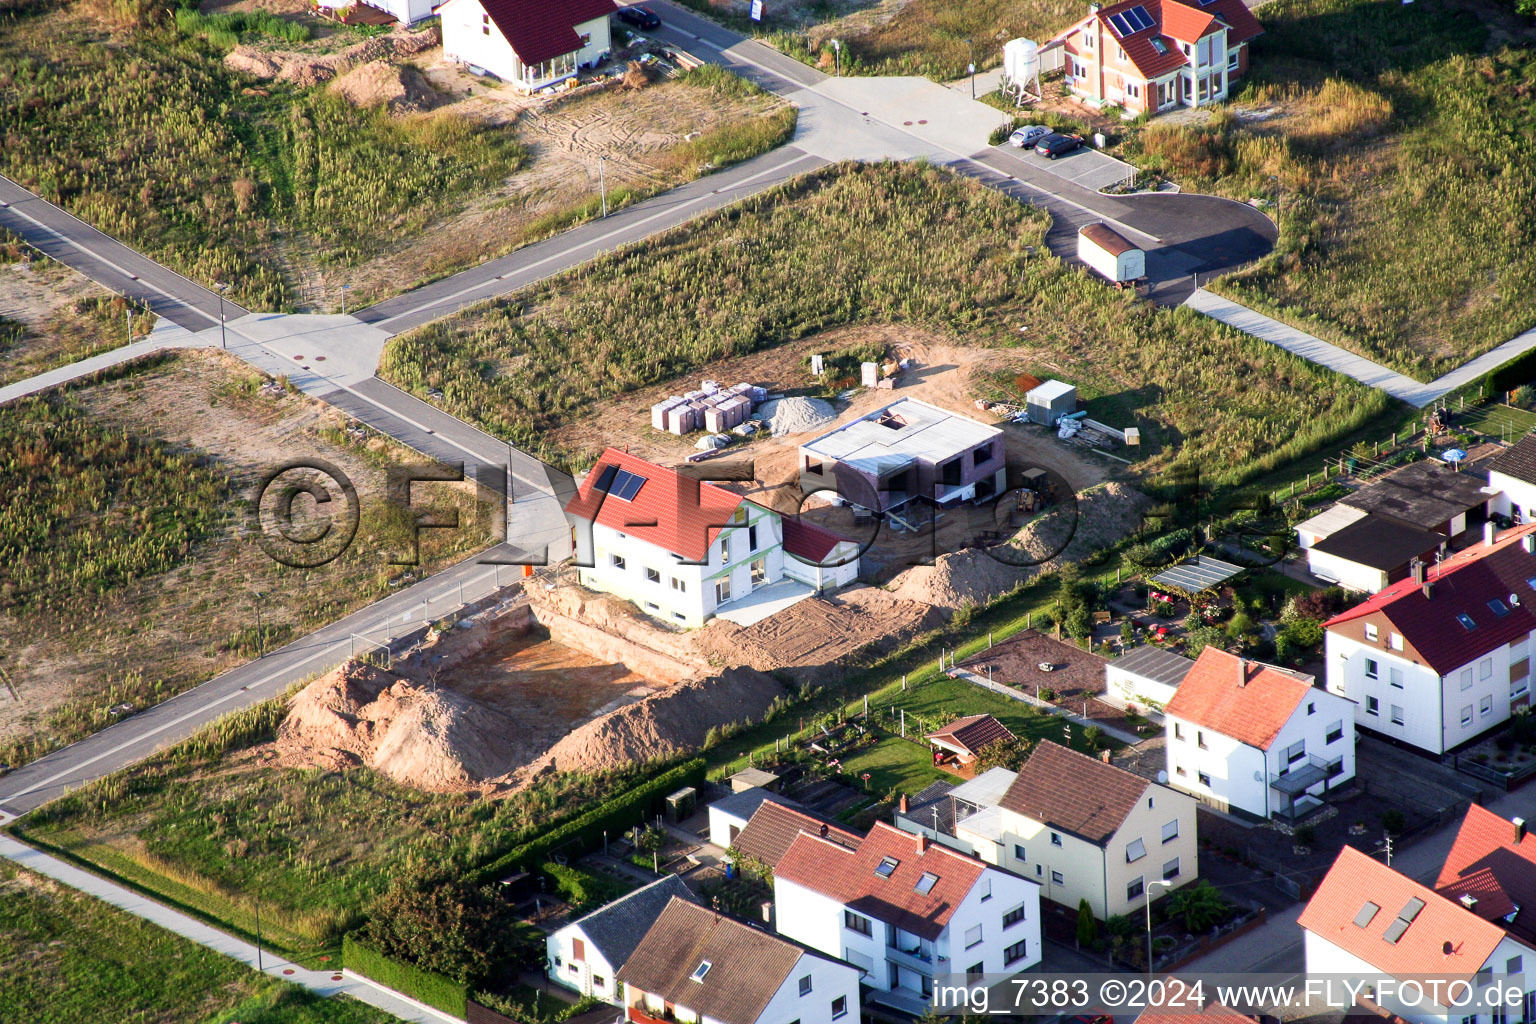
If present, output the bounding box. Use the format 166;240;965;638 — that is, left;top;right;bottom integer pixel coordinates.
1108;12;1132;34
1383;918;1410;944
610;469;646;501
1399;897;1426;923
1354;902;1380;927
594;463;618;492
1126;5;1153;30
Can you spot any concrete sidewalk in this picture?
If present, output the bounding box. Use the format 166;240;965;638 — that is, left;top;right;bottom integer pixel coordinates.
0;833;460;1024
0;319;200;404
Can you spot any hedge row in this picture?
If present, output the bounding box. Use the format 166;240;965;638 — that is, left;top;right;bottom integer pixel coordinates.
343;934;468;1019
463;758;706;886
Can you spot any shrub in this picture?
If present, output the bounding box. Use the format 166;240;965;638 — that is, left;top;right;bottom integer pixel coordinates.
356;879;535;987
343;935;468;1017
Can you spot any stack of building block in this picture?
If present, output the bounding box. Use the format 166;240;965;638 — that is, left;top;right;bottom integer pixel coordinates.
650;382;763;436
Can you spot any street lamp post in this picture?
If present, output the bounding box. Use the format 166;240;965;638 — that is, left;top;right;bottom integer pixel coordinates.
341;283;351;316
599;156;608;218
1144;878;1174;978
215;281;229;350
254;592;266;658
966;37;976;99
831;39;841;76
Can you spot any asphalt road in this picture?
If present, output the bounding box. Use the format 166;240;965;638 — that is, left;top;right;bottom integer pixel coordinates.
0;548;525;819
0;174;248;331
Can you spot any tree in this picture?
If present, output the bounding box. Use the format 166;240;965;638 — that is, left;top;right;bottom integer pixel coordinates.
975;736;1035;773
1278;617;1324;650
1167;882;1230;933
1083;725;1104;752
1076;898;1098;948
360;879;535;985
1182;625;1227;658
1120;620;1136;647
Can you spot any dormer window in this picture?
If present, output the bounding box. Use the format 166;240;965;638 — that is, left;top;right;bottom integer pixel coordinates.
690;960;712;983
876;856;900;878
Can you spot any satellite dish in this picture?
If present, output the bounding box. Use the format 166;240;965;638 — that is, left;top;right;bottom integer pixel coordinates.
1512;593;1521;607
1156;770;1168;784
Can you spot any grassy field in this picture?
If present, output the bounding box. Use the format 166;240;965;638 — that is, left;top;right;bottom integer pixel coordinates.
0;0;526;312
16;695;650;957
1129;0;1536;381
0;1;795;313
0;351;497;768
381;161;1388;482
0;861;392;1024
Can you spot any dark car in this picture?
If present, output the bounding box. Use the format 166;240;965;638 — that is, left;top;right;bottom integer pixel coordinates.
1035;132;1084;159
616;5;661;29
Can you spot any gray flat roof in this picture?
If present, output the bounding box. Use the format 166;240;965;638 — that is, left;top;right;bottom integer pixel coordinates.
1110;644;1196;688
1026;379;1076;403
1150;554;1246;594
1339;459;1492;529
801;397;1000;475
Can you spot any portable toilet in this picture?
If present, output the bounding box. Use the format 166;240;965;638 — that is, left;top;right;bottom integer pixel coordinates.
1025;379;1078;426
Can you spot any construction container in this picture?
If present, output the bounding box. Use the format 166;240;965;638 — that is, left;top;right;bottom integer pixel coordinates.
1025;379;1078;426
1077;223;1146;286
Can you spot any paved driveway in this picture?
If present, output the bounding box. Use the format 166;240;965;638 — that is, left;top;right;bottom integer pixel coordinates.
1008;141;1135;191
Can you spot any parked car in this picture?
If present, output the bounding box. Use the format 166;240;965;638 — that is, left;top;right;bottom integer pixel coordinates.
616;4;661;29
1035;132;1085;159
1007;124;1051;148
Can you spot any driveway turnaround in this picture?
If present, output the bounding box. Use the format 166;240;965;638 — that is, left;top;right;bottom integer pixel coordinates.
0;834;460;1024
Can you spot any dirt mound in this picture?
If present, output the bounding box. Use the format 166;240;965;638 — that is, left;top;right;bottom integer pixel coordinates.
328;61;442;115
887;482;1154;610
533;667;785;774
756;396;837;437
223;26;440;86
276;661;522;792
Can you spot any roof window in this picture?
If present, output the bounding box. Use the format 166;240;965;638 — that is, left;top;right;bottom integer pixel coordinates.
875;856;900;878
1354;902;1380;927
915;871;939;895
690;960;712;983
1457;613;1477;630
1490;599;1510;617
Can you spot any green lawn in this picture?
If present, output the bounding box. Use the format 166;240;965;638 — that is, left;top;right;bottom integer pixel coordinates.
0;861;390;1024
1459;401;1536;444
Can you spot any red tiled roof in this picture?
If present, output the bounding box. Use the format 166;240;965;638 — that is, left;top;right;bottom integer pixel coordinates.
1324;524;1536;676
998;740;1151;846
565;447;752;562
781;516;848;563
1086;0;1187;79
926;714;1015;756
1298;846;1505;979
1435;804;1536;940
775;822;988;941
477;0;618;68
1203;0;1264;44
1159;0;1218;40
1163;648;1314;750
732;801;860;870
1136;1002;1257;1024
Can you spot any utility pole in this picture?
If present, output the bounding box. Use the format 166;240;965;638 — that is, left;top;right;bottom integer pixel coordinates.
215;281;229;350
254;593;265;658
599;156;608;218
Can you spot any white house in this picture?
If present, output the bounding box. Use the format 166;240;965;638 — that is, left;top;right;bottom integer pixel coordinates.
706;787;793;851
969;742;1199;920
1102;644;1195;717
773;821;1040;1013
548;876;697;1005
1300;830;1536;1024
565;448;859;629
440;0;616;92
1488;434;1536;524
618;896;862;1024
1164;647;1356;821
320;0;436;26
1323;525;1536;755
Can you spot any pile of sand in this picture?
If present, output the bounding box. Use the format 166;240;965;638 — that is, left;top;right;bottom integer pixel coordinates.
328;61;442;115
224;25;439;88
531;666;785;775
276;661;522;792
756;396;837;437
887;482;1154;611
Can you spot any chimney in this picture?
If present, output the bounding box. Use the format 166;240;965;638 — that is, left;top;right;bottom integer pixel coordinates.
1516;817;1528;845
899;793;910;815
1485;520;1498;547
1101;749;1112;764
1423;581;1434;600
1461;894;1480;912
1411;558;1425;586
1237;658;1249;687
918;833;929;853
1089;1;1101;10
818;823;829;839
1524;534;1535;555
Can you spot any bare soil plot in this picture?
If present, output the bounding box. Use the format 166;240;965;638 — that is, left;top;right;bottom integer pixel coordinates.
0;349;497;766
0;254;144;387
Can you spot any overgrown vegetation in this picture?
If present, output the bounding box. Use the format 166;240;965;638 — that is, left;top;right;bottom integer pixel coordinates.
1131;0;1536;379
0;862;389;1024
0;392;232;612
0;0;524;310
383;161;1387;482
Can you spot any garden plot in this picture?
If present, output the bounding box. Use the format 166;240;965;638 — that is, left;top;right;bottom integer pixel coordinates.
0;349;497;768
